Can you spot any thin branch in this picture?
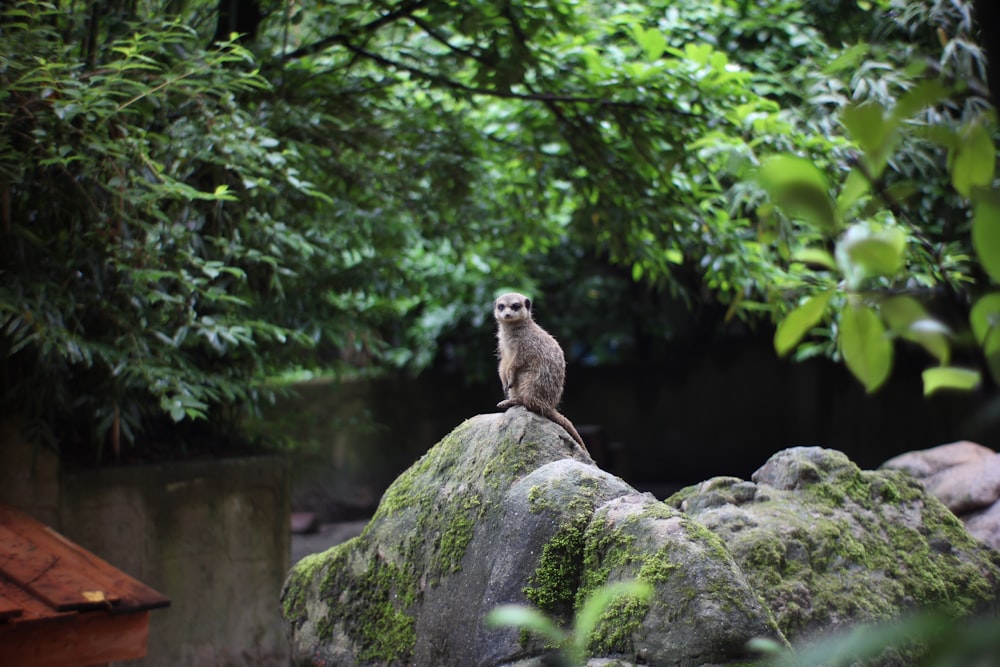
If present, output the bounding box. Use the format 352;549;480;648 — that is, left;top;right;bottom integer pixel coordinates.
366;0;488;65
280;2;697;115
337;39;696;114
405;13;486;65
281;0;433;61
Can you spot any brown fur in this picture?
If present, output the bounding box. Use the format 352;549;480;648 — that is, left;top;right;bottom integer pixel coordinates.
494;292;587;452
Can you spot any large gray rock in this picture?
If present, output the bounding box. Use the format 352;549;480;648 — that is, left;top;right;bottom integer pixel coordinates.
667;447;1000;645
281;408;783;666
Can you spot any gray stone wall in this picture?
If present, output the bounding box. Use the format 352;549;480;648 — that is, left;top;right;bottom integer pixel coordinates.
0;418;60;526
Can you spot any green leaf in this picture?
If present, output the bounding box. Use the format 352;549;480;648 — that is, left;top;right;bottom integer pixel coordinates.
971;189;1000;283
792;247;837;270
916;123;959;151
922;367;981;395
951;123;996;197
880;296;950;364
841;102;887;155
823;43;869;75
683;43;714;66
839;301;892;393
837;168;870;214
759;155;838;234
970;293;1000;345
841;102;899;178
213;184;238;201
836;224;906;285
891;80;949;122
879;295;927;331
774;290;835;357
631;25;666;61
485;605;565;646
162;397;186;422
970;293;1000;384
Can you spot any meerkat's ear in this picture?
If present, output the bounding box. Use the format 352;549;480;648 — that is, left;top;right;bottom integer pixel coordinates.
524;298;532;312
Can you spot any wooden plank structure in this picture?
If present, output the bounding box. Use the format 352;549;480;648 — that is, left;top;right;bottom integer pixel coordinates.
0;504;169;667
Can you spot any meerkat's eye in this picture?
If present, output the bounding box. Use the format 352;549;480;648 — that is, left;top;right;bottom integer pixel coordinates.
511;303;521;311
497;304;505;312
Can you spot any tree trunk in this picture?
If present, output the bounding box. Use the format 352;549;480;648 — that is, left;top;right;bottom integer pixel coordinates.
974;0;998;109
212;0;263;46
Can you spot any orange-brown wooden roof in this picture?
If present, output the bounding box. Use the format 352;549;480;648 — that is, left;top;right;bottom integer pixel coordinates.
0;503;169;666
0;504;169;620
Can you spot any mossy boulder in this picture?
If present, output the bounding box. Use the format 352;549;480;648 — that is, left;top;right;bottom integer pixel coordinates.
578;495;780;664
666;446;1000;645
281;408;783;666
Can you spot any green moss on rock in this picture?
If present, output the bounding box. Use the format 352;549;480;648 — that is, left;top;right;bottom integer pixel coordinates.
587;593;651;656
316;553;417;663
670;447;1000;645
281;548;335;625
523;510;590;617
522;472;625;622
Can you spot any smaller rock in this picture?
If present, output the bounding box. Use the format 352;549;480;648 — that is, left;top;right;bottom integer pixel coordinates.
882;442;1000;551
751;445;843;490
290;512;319;535
965;500;1000;551
881;441;995;480
925;454;1000;515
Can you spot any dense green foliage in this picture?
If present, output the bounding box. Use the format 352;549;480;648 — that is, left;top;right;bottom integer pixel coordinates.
1;0;996;459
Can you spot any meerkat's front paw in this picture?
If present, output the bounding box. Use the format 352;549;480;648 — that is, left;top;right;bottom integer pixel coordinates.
497;399;516;409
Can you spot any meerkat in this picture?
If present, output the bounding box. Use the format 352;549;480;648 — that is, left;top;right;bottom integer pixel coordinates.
494;292;587;452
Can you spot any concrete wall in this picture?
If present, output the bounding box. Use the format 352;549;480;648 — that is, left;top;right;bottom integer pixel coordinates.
0;426;290;667
0;419;61;526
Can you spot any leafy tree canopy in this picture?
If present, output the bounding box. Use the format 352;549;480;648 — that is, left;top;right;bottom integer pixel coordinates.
0;0;996;460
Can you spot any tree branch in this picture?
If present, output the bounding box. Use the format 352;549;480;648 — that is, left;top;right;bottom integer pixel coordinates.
396;6;487;66
280;2;698;116
334;39;696;114
281;0;433;61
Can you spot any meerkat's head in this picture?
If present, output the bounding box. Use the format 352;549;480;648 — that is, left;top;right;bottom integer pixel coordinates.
494;292;532;325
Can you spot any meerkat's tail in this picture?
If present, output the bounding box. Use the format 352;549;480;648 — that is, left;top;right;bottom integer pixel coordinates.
544;408;588;454
499;400;589;454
